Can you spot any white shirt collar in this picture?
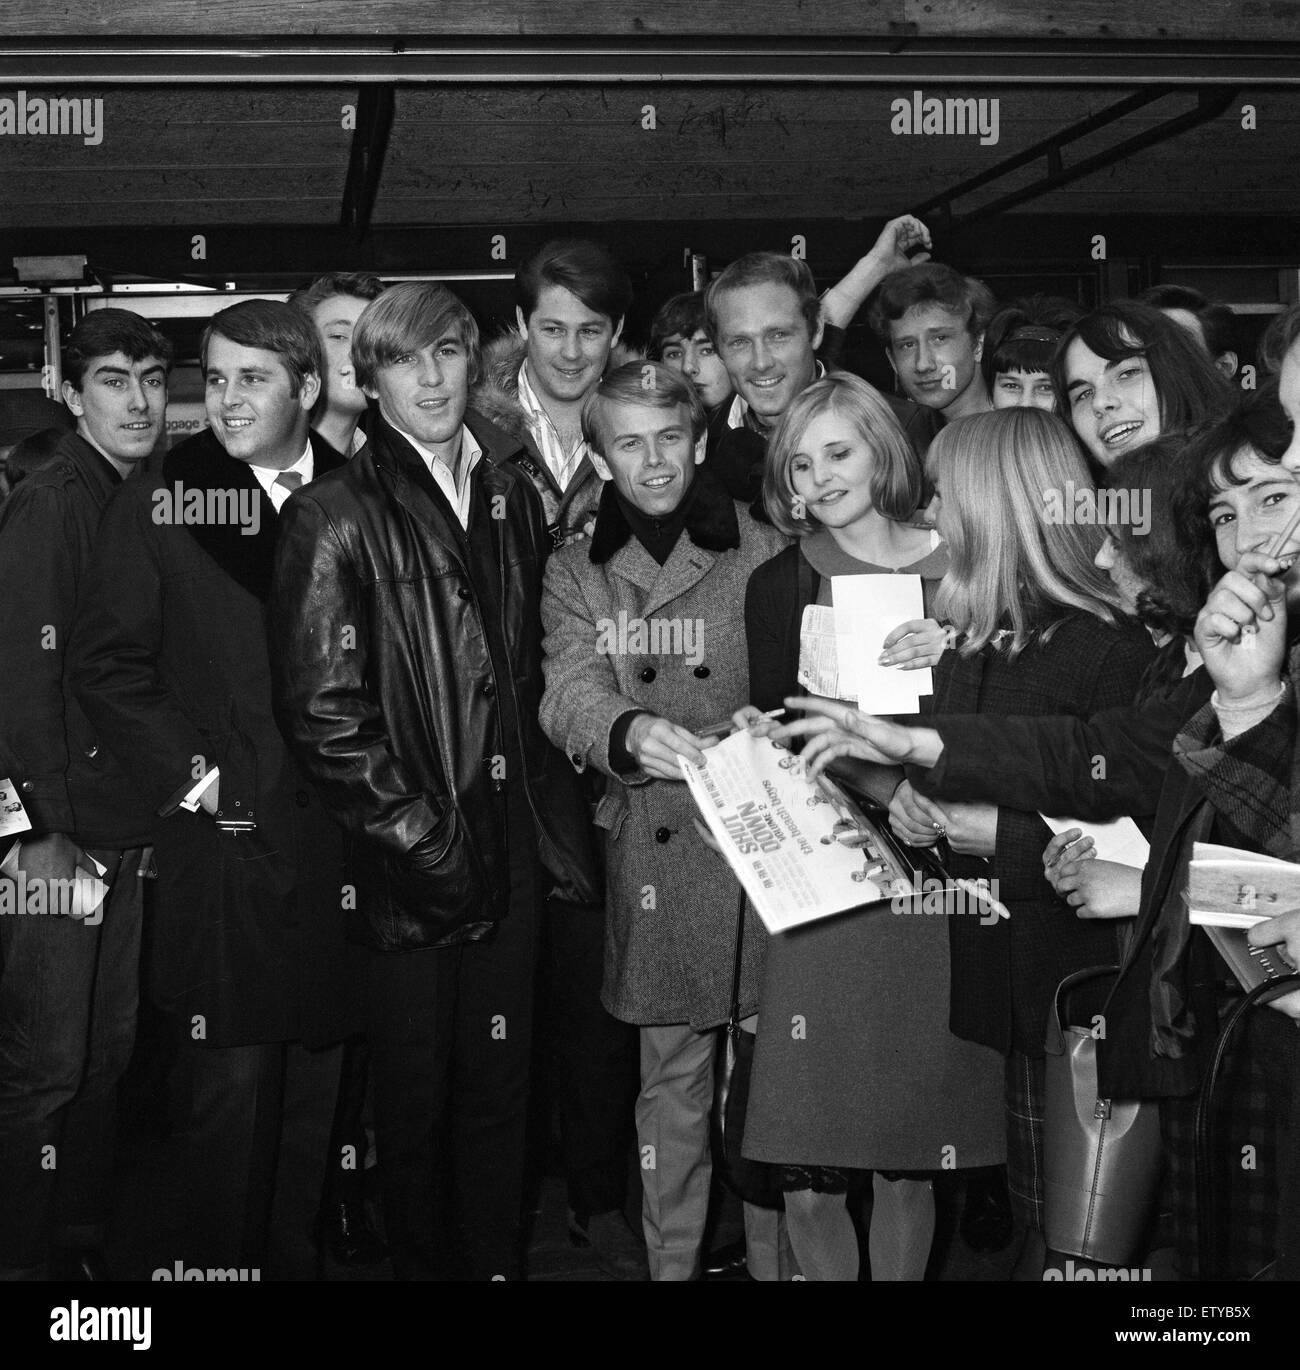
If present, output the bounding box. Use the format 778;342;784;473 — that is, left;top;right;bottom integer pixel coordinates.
249;439;314;501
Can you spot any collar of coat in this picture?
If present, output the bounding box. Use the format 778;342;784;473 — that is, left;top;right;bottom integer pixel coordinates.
587;462;739;565
161;427;345;603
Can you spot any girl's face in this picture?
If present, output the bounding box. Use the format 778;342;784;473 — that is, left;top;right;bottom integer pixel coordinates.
789;410;877;529
993;368;1056;412
1208;447;1300;607
1094;531;1148;614
1062;335;1163;468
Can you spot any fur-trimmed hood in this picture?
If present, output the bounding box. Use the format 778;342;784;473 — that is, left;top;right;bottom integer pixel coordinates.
470;331;642;449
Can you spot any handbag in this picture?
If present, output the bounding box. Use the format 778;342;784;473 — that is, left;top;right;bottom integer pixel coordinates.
1194;972;1300;1280
711;886;784;1209
1042;964;1164;1265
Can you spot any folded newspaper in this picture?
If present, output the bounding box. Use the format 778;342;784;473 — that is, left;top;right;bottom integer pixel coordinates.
679;727;1006;933
1186;842;1300;990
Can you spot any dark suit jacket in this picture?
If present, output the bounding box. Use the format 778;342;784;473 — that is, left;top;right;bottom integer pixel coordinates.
69;428;357;1048
0;430;154;846
909;614;1158;1055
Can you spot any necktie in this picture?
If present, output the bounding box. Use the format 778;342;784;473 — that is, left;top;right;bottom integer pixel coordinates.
275;470;304;494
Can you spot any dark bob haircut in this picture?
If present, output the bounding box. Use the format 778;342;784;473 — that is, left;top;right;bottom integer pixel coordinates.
981;294;1085;391
1171;384;1295;597
649;292;708;360
64;308;174;392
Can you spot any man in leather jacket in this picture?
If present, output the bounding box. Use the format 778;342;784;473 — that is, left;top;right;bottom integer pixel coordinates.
268;281;598;1281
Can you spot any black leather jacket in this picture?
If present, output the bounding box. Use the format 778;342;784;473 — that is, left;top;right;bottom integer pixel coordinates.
268;409;599;951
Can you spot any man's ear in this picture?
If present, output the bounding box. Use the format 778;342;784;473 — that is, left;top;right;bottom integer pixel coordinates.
810;310;825;355
973;330;985;364
589;448;614;482
611;315;625;350
693;431;707;466
515;305;529;341
61;379;84;417
299;371;322;412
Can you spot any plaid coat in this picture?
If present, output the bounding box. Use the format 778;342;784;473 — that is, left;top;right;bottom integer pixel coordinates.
539;470;787;1029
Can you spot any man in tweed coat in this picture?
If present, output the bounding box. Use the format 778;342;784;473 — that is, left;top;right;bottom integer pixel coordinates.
539;361;786;1280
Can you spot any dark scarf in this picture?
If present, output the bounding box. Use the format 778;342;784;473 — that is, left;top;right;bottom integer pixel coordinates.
587;462;739;565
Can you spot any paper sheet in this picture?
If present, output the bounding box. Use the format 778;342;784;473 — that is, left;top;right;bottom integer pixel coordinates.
797;604;844;699
0;777;33;838
1040;813;1151;869
830;575;930;715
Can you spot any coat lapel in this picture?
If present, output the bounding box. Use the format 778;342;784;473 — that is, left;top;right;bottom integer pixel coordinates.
369;420;469;568
162;430;279;602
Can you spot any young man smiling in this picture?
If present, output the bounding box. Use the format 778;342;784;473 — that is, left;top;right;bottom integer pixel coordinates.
69;300;356;1276
539;362;787;1280
268;281;597;1280
288;270;386;459
0;309;170;1281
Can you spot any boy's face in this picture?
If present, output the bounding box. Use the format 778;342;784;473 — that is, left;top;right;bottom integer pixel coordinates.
518;285;621;407
204;335;318;469
887;303;982;413
589;398;705;518
62;351;168;465
313;294;370;416
365;335;470;449
660;328;732;409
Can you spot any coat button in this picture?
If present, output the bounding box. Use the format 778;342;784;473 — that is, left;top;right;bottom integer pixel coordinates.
20;780;33;792
295;790;310;808
693;666;710;679
457;587;471;600
85;743;100;759
483;681;496;697
655;826;672;844
639;666;656;683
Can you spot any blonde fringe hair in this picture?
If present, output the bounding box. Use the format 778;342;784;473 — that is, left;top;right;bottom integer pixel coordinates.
763;373;923;537
929;408;1124;657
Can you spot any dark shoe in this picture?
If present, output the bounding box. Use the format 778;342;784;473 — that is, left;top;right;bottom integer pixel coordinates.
961;1176;1014;1254
48;1247;107;1281
567;1209;650;1281
314;1201;387;1269
703;1236;749;1279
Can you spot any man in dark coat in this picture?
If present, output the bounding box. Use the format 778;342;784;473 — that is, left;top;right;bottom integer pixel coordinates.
268;281;599;1281
471;239;647;1276
0;310;171;1280
69;300;357;1274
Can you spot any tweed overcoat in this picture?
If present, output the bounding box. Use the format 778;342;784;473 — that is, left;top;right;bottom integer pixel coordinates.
539;471;787;1030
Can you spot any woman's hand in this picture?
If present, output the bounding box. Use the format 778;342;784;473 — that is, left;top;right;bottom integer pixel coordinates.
1054;858;1142;920
880;618;952;671
1042;829;1096;894
774;695;930;776
888;779;947;848
1194;550;1289;704
939;800;998;858
1247;908;1300;1019
731;704;782;739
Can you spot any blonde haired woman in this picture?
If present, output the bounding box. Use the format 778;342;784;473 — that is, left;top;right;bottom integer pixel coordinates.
736;374;1004;1282
779;406;1156;1277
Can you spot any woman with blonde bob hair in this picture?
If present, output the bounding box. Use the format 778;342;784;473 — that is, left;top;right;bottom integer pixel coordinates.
773;404;1157;1276
927;406;1126;657
733;372;1002;1282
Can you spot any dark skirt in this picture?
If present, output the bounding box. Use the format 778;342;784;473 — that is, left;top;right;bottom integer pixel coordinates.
742;889;1005;1173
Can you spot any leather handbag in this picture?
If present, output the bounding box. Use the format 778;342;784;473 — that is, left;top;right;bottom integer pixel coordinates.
711;886;784;1209
1043;964;1164;1265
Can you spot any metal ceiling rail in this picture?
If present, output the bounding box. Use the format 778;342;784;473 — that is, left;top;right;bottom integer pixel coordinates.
936;87;1240;226
0;37;1299;85
340;87;395;236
